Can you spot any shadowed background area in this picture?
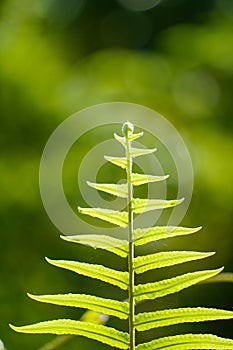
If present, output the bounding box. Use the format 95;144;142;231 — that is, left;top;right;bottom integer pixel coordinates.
0;0;233;349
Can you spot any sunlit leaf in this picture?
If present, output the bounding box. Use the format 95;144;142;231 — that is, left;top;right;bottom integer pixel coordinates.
135;307;233;331
134;267;223;301
10;320;129;349
114;132;144;147
134;226;202;246
131;147;157;158
104;156;127;169
28;293;129;319
133;251;215;274
131;173;169;186
132;198;184;214
61;234;128;258
87;181;128;198
78;207;128;227
135;333;233;350
129;132;144;141
46;258;129;290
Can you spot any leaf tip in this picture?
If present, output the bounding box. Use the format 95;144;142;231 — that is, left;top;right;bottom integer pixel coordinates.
207;251;216;257
45;256;53;264
77;206;83;213
60;235;67;241
9;324;18;332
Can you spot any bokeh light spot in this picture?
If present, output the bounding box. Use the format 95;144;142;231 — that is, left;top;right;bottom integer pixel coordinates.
117;0;162;12
173;69;220;117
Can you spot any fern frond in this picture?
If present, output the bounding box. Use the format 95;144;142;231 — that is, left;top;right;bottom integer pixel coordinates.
28;293;129;319
46;258;129;290
134;267;223;301
131;147;157;157
104;156;127;169
10;320;130;349
135;333;233;350
87;181;128;198
11;121;233;349
61;234;128;258
131;173;169;186
135;307;233;331
132;198;184;214
78;207;128;227
133;251;215;274
134;226;202;246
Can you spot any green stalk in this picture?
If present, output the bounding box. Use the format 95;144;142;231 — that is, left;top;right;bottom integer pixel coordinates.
124;122;135;350
37;335;72;350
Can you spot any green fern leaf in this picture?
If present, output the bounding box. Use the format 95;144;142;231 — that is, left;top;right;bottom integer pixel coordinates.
134;226;202;246
104;156;127;169
129;132;144;141
78;207;128;227
10;320;129;349
135;307;233;331
46;258;129;290
114;132;144;147
135;333;233;350
131;147;157;157
134;251;215;274
61;234;128;257
131;173;169;186
87;181;128;198
114;133;126;147
132;198;184;214
134;267;223;301
28;293;129;319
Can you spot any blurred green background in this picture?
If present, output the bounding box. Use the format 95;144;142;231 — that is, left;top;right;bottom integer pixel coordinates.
1;0;233;349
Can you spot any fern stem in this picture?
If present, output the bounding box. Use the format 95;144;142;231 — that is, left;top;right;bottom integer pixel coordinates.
124;122;135;350
37;335;72;350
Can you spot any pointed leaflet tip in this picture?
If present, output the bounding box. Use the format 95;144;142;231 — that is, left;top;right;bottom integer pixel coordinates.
27;293;38;301
9;324;18;331
45;257;54;265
